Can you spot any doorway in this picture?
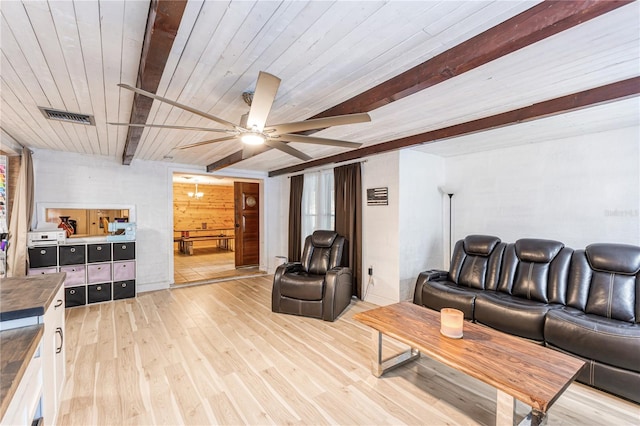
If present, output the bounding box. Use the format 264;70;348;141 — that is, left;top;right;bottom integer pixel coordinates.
172;173;264;285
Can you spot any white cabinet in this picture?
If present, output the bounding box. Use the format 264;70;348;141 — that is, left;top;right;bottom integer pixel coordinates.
0;336;43;426
42;285;65;424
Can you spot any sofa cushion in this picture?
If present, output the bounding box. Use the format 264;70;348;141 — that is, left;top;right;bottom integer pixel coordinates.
568;246;639;323
464;235;501;256
515;239;564;263
474;292;559;341
311;230;337;248
586;243;640;275
497;240;572;305
417;281;483;320
279;272;324;300
545;307;640;373
585;272;636;322
546;344;640;404
449;236;505;290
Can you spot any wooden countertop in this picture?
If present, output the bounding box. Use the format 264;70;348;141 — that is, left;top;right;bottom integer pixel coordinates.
0;272;65;321
0;324;44;420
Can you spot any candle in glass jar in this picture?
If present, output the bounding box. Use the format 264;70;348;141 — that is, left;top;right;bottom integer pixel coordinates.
440;308;464;339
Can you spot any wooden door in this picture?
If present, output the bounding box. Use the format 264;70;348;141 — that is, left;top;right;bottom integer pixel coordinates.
234;182;259;267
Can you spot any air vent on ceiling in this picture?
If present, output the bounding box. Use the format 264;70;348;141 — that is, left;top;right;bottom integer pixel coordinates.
38;107;95;125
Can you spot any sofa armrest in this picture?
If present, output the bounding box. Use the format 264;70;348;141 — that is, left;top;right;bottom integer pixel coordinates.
413;269;449;305
420;269;448;281
323;267;353;321
272;262;304;311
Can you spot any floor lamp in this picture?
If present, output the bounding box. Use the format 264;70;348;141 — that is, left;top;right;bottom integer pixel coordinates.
447;193;454;260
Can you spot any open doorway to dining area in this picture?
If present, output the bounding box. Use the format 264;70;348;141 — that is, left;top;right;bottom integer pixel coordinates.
172;172;265;285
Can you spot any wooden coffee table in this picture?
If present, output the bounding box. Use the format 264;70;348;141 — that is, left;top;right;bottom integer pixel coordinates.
353;302;585;426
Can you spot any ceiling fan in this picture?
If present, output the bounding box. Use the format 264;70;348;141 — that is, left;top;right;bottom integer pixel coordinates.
110;71;371;161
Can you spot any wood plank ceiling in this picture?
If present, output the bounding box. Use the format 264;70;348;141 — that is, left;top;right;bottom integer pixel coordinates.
1;1;638;173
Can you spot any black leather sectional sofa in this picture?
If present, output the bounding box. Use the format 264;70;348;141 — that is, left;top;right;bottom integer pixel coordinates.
413;235;640;403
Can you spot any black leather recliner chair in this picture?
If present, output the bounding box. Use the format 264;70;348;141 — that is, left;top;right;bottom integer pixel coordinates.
272;230;352;321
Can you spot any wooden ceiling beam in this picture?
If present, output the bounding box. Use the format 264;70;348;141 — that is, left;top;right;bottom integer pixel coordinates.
122;0;187;165
208;0;633;172
311;0;634;118
268;77;640;177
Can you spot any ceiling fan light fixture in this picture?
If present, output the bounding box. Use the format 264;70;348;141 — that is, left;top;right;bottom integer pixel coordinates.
241;132;266;145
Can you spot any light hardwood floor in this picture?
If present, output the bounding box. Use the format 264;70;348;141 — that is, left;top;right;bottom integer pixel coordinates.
173;247;265;285
59;276;640;425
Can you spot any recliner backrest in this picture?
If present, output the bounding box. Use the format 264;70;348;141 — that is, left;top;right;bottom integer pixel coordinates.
449;235;505;290
497;238;572;304
566;243;640;323
300;230;345;275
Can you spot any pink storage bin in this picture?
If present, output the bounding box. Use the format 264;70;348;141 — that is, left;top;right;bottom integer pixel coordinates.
87;263;112;284
113;261;136;281
28;267;57;276
60;265;86;287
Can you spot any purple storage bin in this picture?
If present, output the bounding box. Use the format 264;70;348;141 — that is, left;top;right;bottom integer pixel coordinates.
60;265;86;287
87;263;112;284
28;267;57;276
113;261;136;281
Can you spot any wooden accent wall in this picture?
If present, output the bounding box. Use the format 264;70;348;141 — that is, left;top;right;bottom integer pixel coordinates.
173;183;234;233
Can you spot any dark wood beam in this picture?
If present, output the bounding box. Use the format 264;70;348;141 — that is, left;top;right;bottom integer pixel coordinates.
268;77;640;177
208;0;633;172
312;0;634;118
122;0;187;165
207;146;270;173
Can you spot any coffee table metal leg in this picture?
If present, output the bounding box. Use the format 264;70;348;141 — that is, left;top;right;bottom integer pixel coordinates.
371;330;420;377
519;409;547;426
497;390;516;425
496;390;547;426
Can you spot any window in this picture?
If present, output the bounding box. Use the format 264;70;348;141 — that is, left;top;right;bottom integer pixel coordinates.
301;170;334;244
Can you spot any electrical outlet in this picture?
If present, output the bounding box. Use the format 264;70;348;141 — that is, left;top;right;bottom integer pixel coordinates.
368;266;373;276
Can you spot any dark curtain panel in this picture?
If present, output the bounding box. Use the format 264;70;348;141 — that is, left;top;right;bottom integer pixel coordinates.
288;174;304;262
334;163;362;298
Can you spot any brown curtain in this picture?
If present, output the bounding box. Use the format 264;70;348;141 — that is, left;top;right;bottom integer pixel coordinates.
7;148;34;277
288;174;304;262
334;163;362;298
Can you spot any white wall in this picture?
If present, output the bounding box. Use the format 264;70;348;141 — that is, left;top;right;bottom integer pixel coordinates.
265;174;289;271
269;151;446;306
362;151;445;305
36;124;631;299
445;126;640;248
32;149;272;293
361;152;400;305
398;150;445;301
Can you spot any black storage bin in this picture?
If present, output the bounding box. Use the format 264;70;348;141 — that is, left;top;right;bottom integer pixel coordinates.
28;246;58;268
59;245;86;265
113;242;135;260
65;286;86;307
88;243;112;263
88;283;112;304
113;280;136;300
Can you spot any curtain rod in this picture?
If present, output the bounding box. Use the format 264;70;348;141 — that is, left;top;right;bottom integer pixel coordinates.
286;159;367;178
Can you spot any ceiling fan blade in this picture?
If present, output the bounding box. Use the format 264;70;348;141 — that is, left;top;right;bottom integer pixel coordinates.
178;135;238;150
108;122;233;133
277;133;362;148
266;113;371;135
241;144;262;160
265;140;312;161
246;72;281;131
118;83;238;129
